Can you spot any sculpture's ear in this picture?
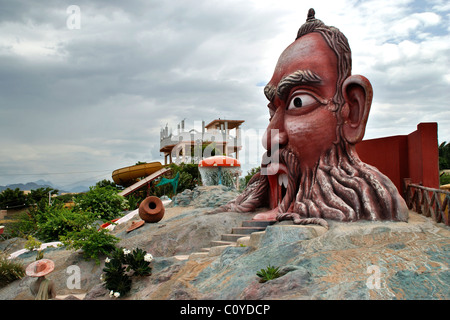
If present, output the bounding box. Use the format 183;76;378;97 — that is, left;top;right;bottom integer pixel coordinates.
340;75;373;144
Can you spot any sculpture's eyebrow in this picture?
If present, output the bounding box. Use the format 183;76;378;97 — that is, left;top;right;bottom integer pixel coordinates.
264;70;322;102
264;84;277;102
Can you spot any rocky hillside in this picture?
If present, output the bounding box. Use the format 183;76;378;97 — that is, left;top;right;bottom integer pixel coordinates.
0;185;449;301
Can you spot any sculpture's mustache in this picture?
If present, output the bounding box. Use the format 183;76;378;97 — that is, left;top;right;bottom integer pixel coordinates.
261;148;300;178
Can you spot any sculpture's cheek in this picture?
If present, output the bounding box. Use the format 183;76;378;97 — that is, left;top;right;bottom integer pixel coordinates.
285;107;338;168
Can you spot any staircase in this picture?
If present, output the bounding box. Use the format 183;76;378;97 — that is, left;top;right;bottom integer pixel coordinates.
179;219;276;260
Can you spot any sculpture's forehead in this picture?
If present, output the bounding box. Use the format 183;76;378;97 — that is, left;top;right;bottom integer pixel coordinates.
269;32;338;91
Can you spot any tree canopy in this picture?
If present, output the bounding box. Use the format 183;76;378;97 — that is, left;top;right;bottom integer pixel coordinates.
439;141;450;170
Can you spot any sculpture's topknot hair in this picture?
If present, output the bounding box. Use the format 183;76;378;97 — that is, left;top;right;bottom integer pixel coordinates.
306;8;315;22
296;8;326;40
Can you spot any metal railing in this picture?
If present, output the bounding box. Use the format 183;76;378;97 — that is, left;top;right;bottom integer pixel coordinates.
404;179;449;226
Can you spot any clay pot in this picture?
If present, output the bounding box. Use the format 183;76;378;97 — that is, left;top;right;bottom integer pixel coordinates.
138;196;165;223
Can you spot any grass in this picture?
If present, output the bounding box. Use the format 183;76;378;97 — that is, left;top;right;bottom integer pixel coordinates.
0;253;25;288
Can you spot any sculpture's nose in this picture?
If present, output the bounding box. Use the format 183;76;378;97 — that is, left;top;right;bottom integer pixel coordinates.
262;112;288;152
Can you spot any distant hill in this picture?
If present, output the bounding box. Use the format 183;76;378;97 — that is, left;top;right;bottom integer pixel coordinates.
0;180;89;194
0;182;54;192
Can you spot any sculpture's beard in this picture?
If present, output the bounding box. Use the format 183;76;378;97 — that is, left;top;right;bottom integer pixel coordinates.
217;140;408;223
261;147;301;214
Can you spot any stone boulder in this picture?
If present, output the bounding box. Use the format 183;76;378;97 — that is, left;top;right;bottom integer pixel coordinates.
116;211;449;300
156;212;449;300
170;185;239;208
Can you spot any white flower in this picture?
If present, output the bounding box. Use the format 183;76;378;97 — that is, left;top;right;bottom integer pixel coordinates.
109;290;114;297
105;257;110;263
144;253;153;262
100;274;105;282
114;292;120;298
123;248;131;255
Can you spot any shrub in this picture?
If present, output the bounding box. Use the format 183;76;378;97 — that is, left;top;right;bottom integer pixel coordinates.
102;257;132;297
126;194;144;211
7;199;96;242
123;248;153;276
24;236;44;260
240;167;261;191
167;163;199;195
0;188;27;210
7;210;38;238
75;186;129;222
28;199;95;242
101;247;153;297
60;227;120;264
440;173;450;186
256;265;281;283
0;254;25;288
26;187;58;206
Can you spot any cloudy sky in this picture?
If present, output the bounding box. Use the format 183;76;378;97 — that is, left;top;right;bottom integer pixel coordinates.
0;0;449;189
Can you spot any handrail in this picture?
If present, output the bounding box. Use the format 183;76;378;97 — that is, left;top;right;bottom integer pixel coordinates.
404;179;449;226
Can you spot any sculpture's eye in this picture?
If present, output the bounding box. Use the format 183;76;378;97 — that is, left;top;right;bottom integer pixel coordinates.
286;93;318;110
293;97;303;108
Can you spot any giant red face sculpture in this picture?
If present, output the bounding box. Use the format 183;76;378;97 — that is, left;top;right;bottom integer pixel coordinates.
218;9;408;225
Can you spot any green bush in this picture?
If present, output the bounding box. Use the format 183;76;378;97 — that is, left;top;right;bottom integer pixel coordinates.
167;163;200;194
439;141;450;170
440;173;450;186
0;187;27;210
240;167;261;191
126;194;145;211
54;193;77;203
24;236;45;260
7;210;38;238
60;227;120;264
26;187;58;206
102;256;132;298
101;247;153;298
256;265;281;283
75;186;129;222
6;199;93;241
123;248;153;276
28;200;95;242
0;254;25;288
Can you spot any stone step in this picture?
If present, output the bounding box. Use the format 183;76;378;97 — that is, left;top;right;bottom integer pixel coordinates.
221;233;247;242
174;255;190;261
242;220;276;228
210;240;235;247
231;226;266;234
188;220;276;260
189;252;209;259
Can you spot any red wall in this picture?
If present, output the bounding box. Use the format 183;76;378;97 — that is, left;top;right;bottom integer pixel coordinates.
356;122;439;196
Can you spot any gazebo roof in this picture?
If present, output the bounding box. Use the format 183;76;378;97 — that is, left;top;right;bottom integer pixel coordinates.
204;119;245;130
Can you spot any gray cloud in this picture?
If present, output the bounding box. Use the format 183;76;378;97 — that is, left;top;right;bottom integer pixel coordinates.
0;0;449;187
